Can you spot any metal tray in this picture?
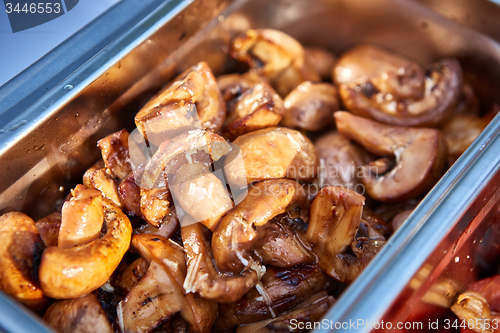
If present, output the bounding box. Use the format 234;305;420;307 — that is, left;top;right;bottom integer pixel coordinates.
0;0;499;331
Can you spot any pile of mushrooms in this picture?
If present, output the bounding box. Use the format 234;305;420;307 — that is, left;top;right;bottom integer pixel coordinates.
0;28;495;333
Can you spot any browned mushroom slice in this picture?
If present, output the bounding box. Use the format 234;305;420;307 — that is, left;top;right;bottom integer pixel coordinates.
224;127;318;186
230;29;320;96
362;206;391;239
120;234;217;333
43;294;113;333
171;168;233;231
39;199;132;299
333;44;462;127
140;188;172;228
221;81;285;141
83;161;123;208
97;129;132;181
237;291;335;333
135;61;226;143
35;212;61;247
58;185;104;249
282;81;339;131
216;264;333;330
118;167;144;218
113;257;149;296
135;210;180;240
335;111;447;202
441;113;488;163
305;186;383;283
212;179;308;273
0;212;47;310
314;131;370;193
217;72;268;103
254;216;315;268
305;46;337;80
182;222;259;303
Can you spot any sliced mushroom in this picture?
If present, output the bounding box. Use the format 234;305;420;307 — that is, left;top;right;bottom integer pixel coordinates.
182;222;259;303
304;46;337;80
237;291;335;333
314;131;370;193
43;294;113;333
83;161;123;208
0;212;47;310
282;81;339;131
224;127;318;186
35;212;61;247
305;186;383;283
58;185;104;249
119;234;217;333
230;29;320;96
212;179;308;273
39;199;132;299
441;113;488;163
221;80;285;141
362;206;391;239
217;72;267;103
140;188;172;228
118;167;144;218
216;264;333;330
135;209;180;239
135;62;226;144
169;161;233;231
335;111;447;201
333;44;463;127
113;257;149;296
254;215;315;268
97;129;132;181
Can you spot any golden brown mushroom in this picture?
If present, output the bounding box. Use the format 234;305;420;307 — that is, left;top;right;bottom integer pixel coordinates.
224;127;318;186
304;46;337;80
282;81;339;131
35;212;61;247
212;179;308;273
335;111;447;202
216;264;333;330
333;44;463;127
83;161;123;208
38;198;132;299
43;294;113;333
182;222;259;303
230;29;320;96
135;62;226;144
305;186;384;283
97;129;132;181
139;188;172;228
58;184;104;249
0;211;47;310
220;78;285;141
118;166;143;218
113;257;149;296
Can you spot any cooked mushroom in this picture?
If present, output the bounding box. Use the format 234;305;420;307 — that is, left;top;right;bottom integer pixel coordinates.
335;111;447;201
140;188;172;228
305;186;384;283
333;44;463;127
43;294;113;333
454;80;480;116
391;209;413;231
216;264;333;330
118;167;143;218
220;79;285;141
35;212;61;247
118;234;217;333
305;46;337;80
97;129;132;181
38;198;132;299
58;184;104;249
281;81;339;131
182;222;259;303
230;29;320;96
224;127;318;186
135;62;226;144
314;131;370;192
113;257;149;296
212;179;308;273
441;113;488;163
83;161;123;208
0;212;47;310
237;291;335;333
135;209;180;239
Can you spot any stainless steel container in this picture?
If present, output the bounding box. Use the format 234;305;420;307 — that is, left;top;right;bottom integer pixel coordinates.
1;0;499;331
